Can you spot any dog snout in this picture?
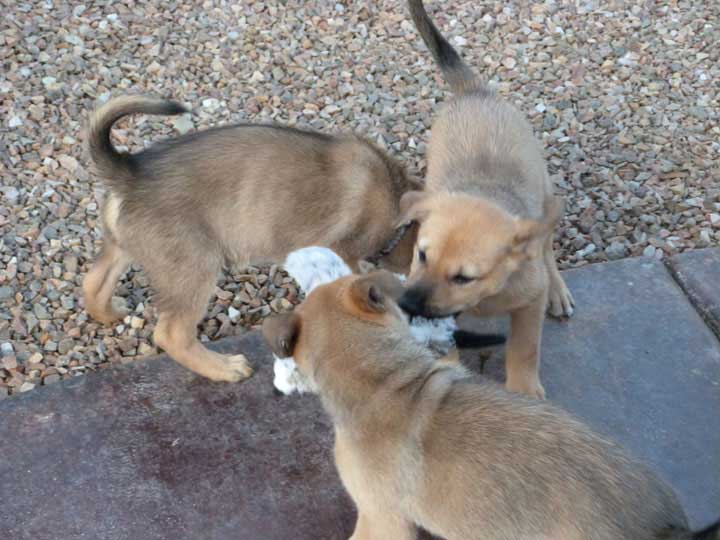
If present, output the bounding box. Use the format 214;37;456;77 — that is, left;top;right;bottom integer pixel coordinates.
399;286;430;316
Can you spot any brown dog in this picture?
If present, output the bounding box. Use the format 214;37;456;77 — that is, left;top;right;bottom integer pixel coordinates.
83;96;416;382
263;272;718;540
396;0;575;398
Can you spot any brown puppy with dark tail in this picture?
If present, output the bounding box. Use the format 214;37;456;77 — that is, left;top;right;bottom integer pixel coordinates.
83;96;417;382
263;272;719;540
397;0;575;398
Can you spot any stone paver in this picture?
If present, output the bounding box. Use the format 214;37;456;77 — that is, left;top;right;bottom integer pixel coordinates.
669;248;720;338
462;257;720;530
1;257;719;538
0;334;355;540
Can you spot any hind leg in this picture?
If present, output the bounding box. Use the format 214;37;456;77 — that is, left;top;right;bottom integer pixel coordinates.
154;309;253;382
545;236;574;318
83;237;131;324
150;258;252;382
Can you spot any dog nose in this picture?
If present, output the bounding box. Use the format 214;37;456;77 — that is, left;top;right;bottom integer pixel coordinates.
399;288;427;315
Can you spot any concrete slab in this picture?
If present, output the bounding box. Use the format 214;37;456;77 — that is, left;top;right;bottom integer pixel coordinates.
669;248;720;337
0;334;355;540
462;257;720;530
1;257;719;539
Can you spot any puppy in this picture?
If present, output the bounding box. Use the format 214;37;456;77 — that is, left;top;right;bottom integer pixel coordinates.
395;0;576;398
262;273;718;540
83;96;417;382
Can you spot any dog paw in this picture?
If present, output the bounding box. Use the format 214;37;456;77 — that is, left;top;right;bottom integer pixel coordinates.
547;280;575;319
212;354;254;382
87;296;129;325
506;377;546;400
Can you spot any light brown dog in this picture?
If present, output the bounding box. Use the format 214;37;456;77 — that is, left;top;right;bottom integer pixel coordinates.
395;0;576;398
263;272;717;540
83;96;416;382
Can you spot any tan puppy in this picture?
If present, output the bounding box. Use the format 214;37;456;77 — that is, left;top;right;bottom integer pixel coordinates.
83;96;416;382
396;0;576;398
262;273;718;540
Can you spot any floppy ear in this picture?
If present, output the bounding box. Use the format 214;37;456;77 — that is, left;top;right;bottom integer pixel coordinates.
367;270;405;302
349;276;388;314
395;190;430;227
262;312;301;358
512;197;565;259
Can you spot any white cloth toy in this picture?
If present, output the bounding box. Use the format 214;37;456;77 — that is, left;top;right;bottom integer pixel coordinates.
272;246;460;395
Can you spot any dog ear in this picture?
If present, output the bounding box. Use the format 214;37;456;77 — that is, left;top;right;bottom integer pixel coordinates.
349;276;388;313
395;190;430;227
262;312;301;358
350;271;405;313
512;197;565;259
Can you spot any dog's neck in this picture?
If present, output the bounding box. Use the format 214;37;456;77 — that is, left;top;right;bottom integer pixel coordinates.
312;329;464;435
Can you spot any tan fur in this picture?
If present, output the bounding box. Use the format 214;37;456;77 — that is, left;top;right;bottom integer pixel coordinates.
399;0;575;398
262;273;692;540
82;95;417;381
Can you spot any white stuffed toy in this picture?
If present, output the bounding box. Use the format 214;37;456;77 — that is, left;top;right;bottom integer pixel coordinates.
272;246;464;395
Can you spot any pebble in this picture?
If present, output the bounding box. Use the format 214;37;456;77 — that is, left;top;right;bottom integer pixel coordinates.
58;339;75;355
33;304;50;320
43;374;61;385
605;242;627;261
643;245;657;258
130;317;145;330
1;356;18;370
19;382;36;393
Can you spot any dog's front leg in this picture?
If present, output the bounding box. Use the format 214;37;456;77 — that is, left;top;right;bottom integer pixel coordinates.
505;294;547;399
350;509;416;540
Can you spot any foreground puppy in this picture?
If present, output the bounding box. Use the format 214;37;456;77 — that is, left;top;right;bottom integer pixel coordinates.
397;0;575;398
263;273;718;540
83;96;417;382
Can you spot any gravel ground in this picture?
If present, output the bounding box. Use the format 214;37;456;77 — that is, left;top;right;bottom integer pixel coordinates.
1;0;718;397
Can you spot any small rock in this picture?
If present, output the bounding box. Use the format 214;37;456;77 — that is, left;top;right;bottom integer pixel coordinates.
130;316;145;329
58;155;79;172
1;343;14;357
43;374;61;385
605;241;627;260
33;303;50;320
58;338;75;355
19;382;36;393
1;356;18;370
642;245;656;258
172;115;194;135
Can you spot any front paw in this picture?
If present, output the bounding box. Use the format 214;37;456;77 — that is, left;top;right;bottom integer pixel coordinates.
205;354;254;382
506;376;546;400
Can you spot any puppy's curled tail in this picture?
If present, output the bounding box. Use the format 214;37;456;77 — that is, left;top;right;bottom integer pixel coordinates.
407;0;482;95
86;95;187;183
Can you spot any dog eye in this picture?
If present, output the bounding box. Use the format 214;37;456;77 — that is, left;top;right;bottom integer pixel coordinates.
451;274;475;285
418;249;427;263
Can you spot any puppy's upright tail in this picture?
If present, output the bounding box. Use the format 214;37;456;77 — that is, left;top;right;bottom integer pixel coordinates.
86;95;187;183
407;0;483;95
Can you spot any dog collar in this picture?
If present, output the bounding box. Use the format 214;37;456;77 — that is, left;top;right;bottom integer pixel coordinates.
365;221;414;266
